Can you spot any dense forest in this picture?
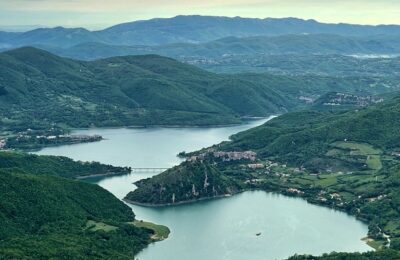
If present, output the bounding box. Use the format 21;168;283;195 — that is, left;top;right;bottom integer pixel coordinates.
0;152;130;178
0;152;158;258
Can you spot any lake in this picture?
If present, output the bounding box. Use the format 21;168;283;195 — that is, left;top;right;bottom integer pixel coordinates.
36;117;371;260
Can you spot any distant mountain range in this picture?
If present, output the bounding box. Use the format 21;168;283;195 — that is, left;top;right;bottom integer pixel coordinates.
38;34;400;62
2;15;400;48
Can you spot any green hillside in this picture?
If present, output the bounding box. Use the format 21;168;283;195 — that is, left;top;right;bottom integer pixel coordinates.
0;47;286;130
2;47;398;134
0;151;130;178
0;151;163;258
0;170;151;259
0;47;233;128
223;96;400;169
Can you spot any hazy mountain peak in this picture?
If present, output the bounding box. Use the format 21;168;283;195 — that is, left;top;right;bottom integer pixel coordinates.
2;15;400;48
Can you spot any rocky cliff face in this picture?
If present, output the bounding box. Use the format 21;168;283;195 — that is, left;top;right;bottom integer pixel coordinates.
125;161;240;205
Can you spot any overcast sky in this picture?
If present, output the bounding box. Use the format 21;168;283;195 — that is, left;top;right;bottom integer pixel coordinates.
1;0;399;30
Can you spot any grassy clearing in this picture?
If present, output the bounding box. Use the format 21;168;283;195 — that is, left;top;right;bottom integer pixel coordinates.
86;220;118;232
367;155;382;171
362;237;386;250
385;221;399;234
330;141;382;171
315;174;339;188
332;141;381;155
131;220;170;241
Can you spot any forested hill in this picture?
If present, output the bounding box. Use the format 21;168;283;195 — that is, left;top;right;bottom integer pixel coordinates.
2;47;399;131
223;95;400;169
0;47;281;128
0;151;130;178
0;151;156;258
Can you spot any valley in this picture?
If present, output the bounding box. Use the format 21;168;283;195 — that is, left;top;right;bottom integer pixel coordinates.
1;12;400;260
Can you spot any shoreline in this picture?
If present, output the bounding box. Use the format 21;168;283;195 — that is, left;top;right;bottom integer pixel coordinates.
65;116;275;132
124;187;376;250
17;139;105;153
123;193;239;207
75;171;130;180
68;123;242;131
14;116;276;153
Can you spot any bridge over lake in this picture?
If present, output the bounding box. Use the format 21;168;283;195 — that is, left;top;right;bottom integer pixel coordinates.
131;168;169;173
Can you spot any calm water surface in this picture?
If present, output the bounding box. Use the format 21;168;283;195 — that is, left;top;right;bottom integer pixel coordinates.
36;117;371;260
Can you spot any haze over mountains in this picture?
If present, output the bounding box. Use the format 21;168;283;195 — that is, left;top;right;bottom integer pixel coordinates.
2;15;400;49
38;34;400;62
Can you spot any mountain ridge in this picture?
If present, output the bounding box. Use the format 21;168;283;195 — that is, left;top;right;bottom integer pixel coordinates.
2;15;400;47
2;46;400;132
37;34;400;62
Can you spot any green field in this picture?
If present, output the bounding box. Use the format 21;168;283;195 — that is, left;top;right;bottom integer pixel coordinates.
332;141;382;171
86;220;118;232
132;220;171;241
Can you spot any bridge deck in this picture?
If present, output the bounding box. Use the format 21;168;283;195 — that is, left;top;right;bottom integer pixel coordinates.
131;168;169;172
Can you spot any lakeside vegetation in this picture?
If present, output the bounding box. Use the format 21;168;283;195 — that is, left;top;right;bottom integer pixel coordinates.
132;220;170;241
0;151;162;258
0;151;131;178
288;250;400;259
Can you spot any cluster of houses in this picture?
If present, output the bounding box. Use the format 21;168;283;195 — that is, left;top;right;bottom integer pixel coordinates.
187;154;206;162
298;96;314;104
37;134;102;142
391;152;400;157
287;188;304;195
368;194;387;202
5;132;103;149
323;92;384;107
247;163;264;169
187;150;257;162
213;151;257;161
0;139;6;149
317;191;342;202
